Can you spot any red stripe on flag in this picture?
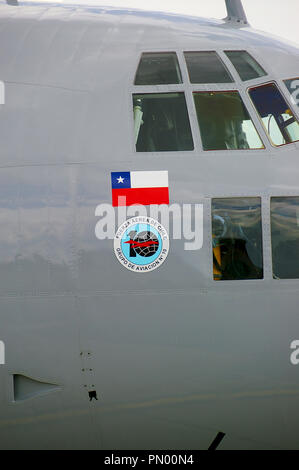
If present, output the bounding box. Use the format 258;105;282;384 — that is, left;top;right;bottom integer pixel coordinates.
112;187;169;207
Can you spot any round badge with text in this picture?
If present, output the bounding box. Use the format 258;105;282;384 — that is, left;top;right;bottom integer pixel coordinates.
114;217;169;273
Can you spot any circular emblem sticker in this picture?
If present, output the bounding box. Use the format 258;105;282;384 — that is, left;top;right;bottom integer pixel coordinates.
114;217;169;273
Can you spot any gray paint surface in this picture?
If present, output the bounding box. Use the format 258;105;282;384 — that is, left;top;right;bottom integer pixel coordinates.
0;1;299;449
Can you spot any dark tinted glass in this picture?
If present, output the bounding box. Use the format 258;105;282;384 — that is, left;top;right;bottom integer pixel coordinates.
184;51;233;83
225;51;267;81
193;91;264;150
134;52;182;85
249;83;299;145
271;197;299;279
212;198;263;280
133;93;194;152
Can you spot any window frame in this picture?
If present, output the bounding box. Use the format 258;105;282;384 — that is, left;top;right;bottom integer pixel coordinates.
247;81;299;148
129;48;272;155
134;51;183;86
224;50;268;82
208;193;299;284
130;49;198;155
132;91;195;153
192;89;265;151
184;50;234;85
270;196;299;280
211;196;264;281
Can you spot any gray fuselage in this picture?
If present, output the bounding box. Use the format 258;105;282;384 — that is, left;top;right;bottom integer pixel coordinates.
0;1;299;450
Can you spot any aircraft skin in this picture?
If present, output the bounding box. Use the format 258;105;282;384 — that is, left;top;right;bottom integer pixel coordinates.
0;0;299;450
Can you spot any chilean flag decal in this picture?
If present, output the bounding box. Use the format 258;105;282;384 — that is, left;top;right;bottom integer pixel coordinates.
111;171;169;207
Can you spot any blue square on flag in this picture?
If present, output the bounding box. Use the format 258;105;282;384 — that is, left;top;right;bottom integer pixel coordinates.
111;172;131;189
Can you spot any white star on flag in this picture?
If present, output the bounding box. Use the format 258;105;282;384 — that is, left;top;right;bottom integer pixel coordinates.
117;176;125;184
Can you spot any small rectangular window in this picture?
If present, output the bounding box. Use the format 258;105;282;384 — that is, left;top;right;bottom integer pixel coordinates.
134;52;182;85
225;51;267;81
212;198;263;281
193;91;264;150
284;78;299;110
133;93;194;152
271;197;299;279
184;51;234;83
249;83;299;146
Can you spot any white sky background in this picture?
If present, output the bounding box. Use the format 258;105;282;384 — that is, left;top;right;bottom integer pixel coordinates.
15;0;299;46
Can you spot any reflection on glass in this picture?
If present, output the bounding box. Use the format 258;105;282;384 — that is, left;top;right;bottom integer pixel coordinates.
225;51;267;81
271;197;299;279
212;198;263;280
133;93;194;152
284;78;299;111
134;52;182;85
193;91;264;150
184;51;233;83
249;83;299;146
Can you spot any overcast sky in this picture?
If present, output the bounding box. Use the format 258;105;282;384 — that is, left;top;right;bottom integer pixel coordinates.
11;0;299;46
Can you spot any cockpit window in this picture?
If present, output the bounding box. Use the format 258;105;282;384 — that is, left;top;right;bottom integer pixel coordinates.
249;83;299;146
193;91;264;150
271;197;299;279
134;52;182;85
184;51;234;84
212;198;263;281
284;78;299;111
133;93;194;152
225;51;267;81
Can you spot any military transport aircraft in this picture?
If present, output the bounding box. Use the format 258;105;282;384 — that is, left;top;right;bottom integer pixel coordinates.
0;0;299;450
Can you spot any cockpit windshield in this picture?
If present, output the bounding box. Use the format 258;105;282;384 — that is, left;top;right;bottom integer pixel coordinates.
133;93;194;152
249;83;299;146
225;51;267;81
193;91;264;150
135;52;182;85
132;52;298;152
184;51;233;84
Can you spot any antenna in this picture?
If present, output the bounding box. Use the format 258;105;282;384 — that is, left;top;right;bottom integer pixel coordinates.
6;0;19;5
224;0;249;25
